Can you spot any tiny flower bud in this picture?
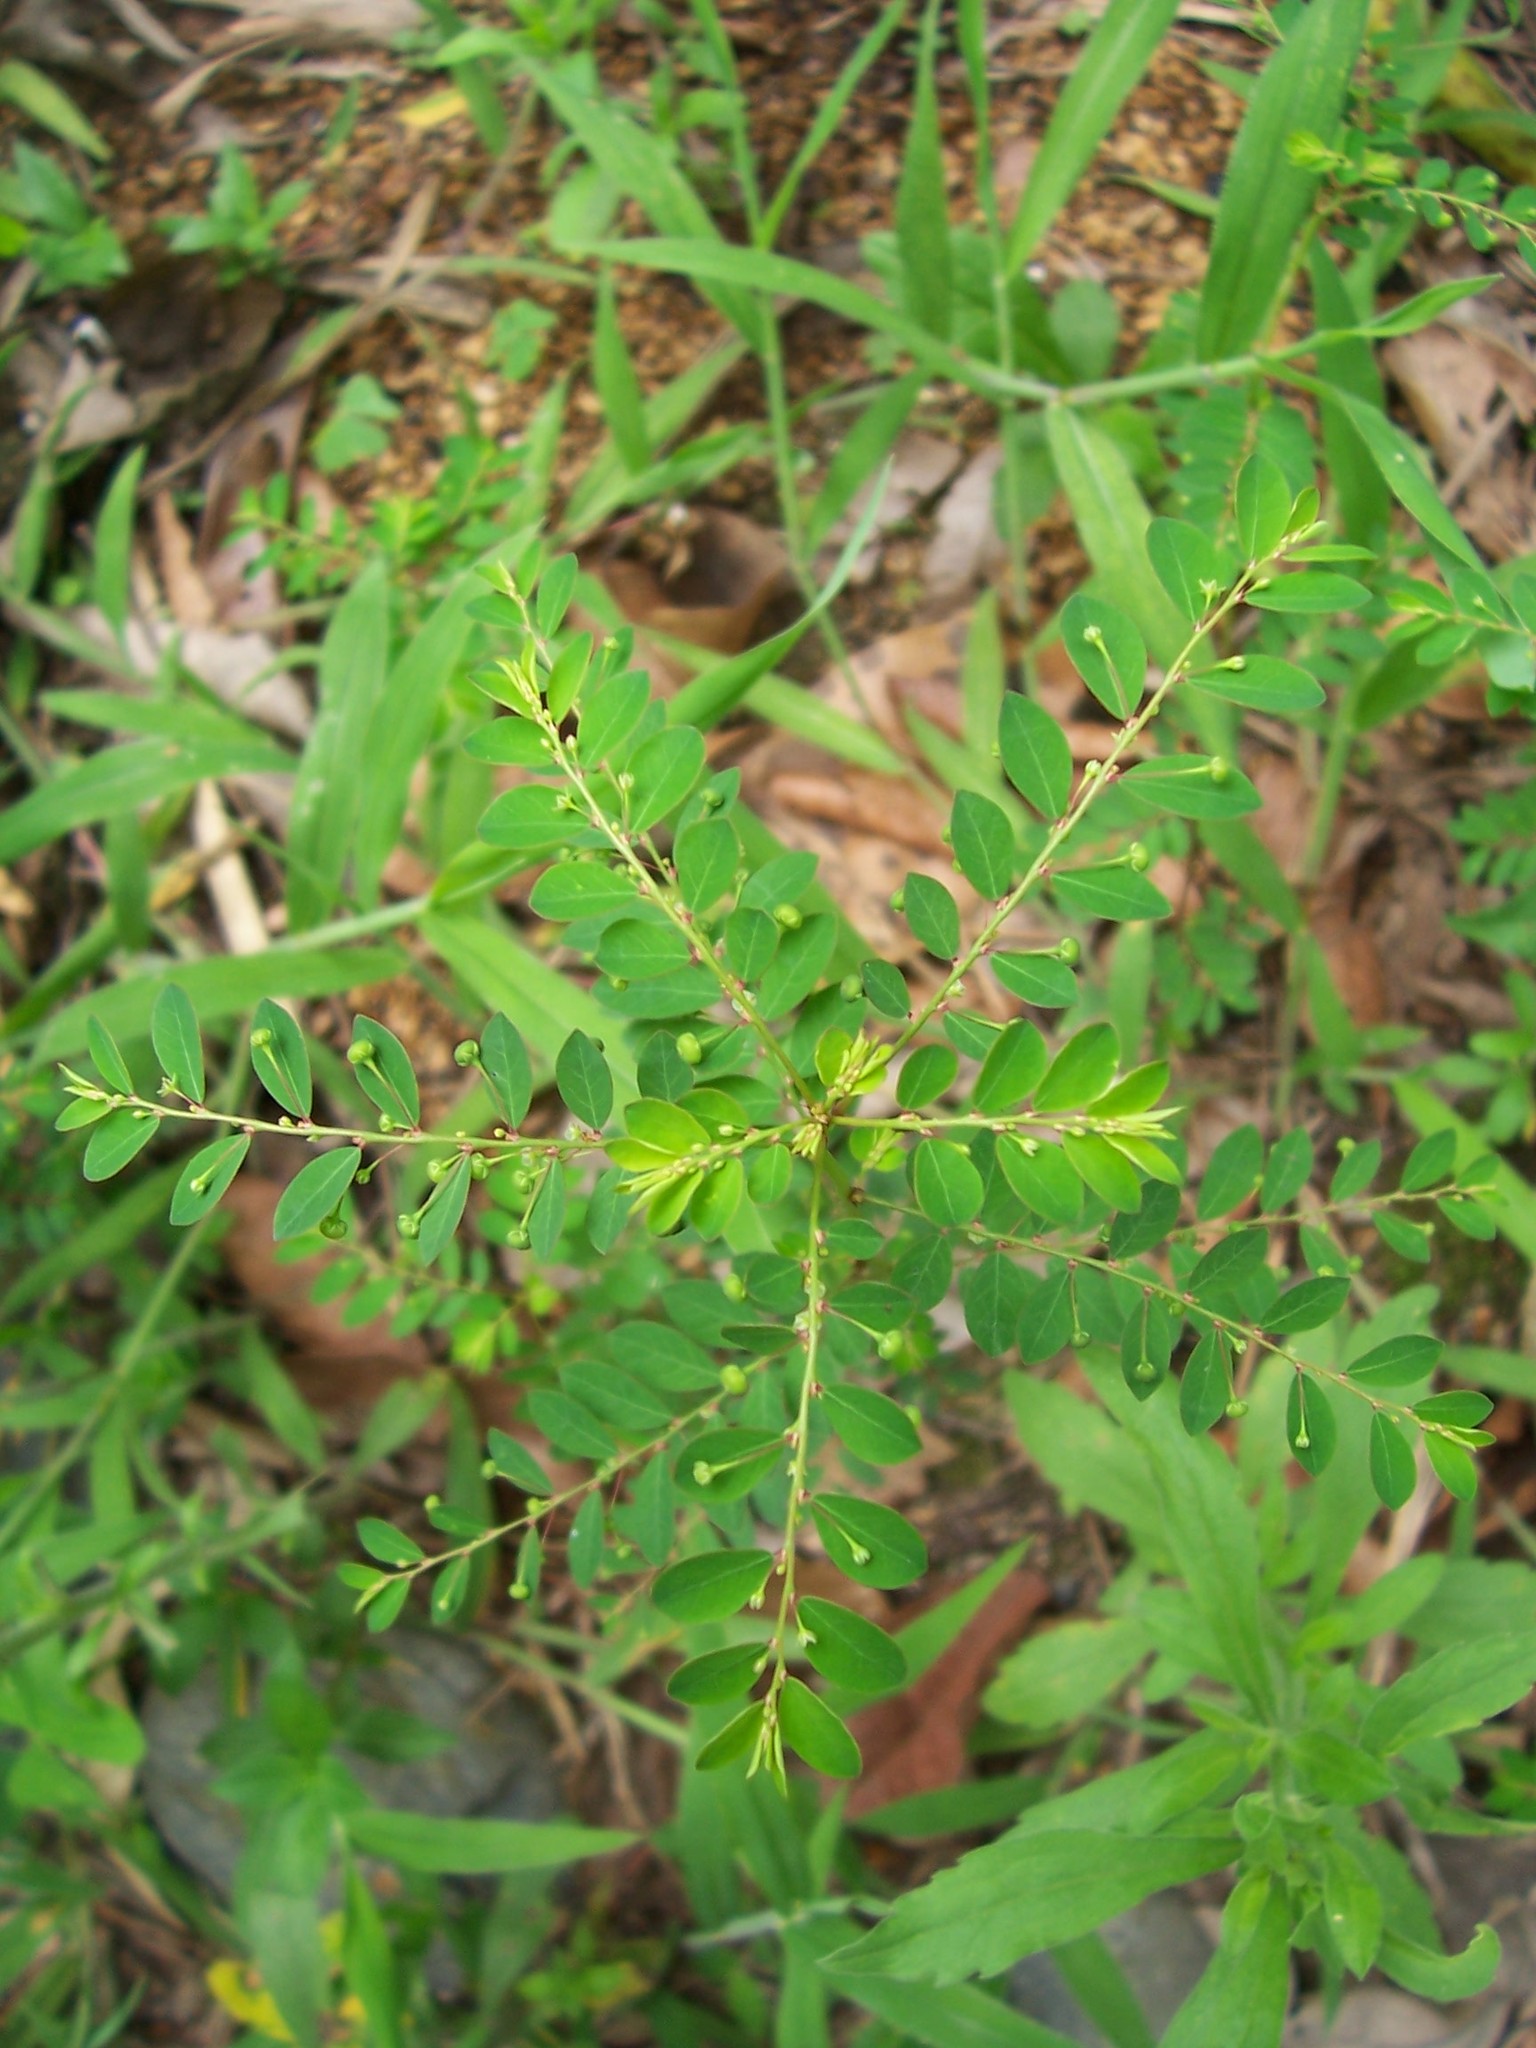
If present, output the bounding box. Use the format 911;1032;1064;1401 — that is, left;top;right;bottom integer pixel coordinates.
250;1027;273;1050
347;1040;375;1066
454;1038;481;1066
773;902;803;930
720;1364;748;1395
505;1223;529;1249
840;974;863;1001
723;1272;747;1303
1226;1398;1249;1419
877;1330;902;1360
1128;842;1150;872
319;1214;347;1241
469;1154;488;1181
1057;936;1081;965
676;1032;703;1065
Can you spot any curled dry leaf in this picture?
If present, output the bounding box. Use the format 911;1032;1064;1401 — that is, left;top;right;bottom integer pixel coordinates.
585;507;793;690
846;1568;1051;1817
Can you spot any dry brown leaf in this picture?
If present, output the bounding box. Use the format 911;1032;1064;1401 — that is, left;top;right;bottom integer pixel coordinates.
847;1569;1051;1817
585;507;792;689
922;445;1008;611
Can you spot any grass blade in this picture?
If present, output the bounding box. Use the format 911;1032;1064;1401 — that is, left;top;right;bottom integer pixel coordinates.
896;0;952;339
1195;0;1370;360
761;0;908;249
592;271;651;475
1004;0;1181;276
287;557;390;933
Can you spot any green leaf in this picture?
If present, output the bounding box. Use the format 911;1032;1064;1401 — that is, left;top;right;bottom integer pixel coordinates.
1424;1430;1478;1502
999;694;1073;817
1003;0;1181;274
651;1548;775;1623
481;1012;532;1129
1379;1927;1501;2003
1402;1128;1455;1193
1247;569;1372;614
1362;1631;1536;1754
757;913;836;1020
1146;517;1225;621
974;1019;1048;1114
726;909;781;985
350;1015;420;1127
1330;1138;1381;1201
0;733;291;869
811;1496;927;1590
1056;590;1146;720
1260;1126;1312;1210
897;1043;960;1110
696;1701;765;1771
567;1492;605;1588
169;1133;250;1226
1368;1411;1418;1510
1286;1374;1338;1476
798;1597;907;1694
1063;1132;1142;1213
1035;1022;1119;1112
1233;453;1292;561
1266;1275;1350;1333
904;873;961;960
596;919;692;981
1180;1330;1230;1436
984;1616;1149;1731
912;1139;984;1226
675;816;739;911
630;724;705;831
1120;757;1261;821
82;1109;158;1183
998;1135;1081;1225
1195;0;1371;359
556;1029;612;1128
1052;865;1170;922
829;1829;1234;1984
417;1156;472;1265
675;1427;783;1502
1346;1334;1441;1388
821;1385;921;1466
92;445;145;641
485;1429;550;1494
950;790;1014;899
667;1644;764;1705
1188;1227;1269;1304
150;984;204;1102
0;59;109;158
592;271;650;473
1196;1125;1261;1221
529;863;639;922
357;1518;423;1566
1160;1882;1290;2048
992;952;1078;1008
1306;377;1479;568
272;1148;361;1240
346;1810;631;1874
251;999;312;1119
87;1017;134;1095
895;0;951;339
288;558;390;932
1188;654;1323;715
779;1676;861;1778
526;1389;613;1462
